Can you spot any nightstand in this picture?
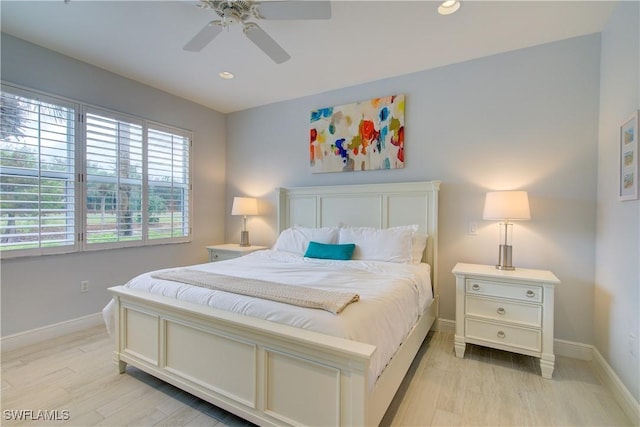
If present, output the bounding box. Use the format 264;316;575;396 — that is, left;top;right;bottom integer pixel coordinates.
206;244;268;262
452;262;560;379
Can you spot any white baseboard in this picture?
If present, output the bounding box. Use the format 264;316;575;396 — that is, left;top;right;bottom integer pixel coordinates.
434;318;455;334
591;347;640;425
554;338;593;360
1;312;104;353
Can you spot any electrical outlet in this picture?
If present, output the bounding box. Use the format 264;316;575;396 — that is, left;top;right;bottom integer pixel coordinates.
80;280;89;293
630;333;638;358
468;222;478;236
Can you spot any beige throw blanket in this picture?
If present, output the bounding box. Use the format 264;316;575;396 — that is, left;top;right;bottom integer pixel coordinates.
151;268;360;315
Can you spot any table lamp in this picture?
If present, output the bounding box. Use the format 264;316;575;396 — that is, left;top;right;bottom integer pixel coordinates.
231;197;258;247
483;190;530;270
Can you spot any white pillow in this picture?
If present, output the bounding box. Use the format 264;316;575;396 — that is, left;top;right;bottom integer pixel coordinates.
296;225;339;243
272;226;339;255
378;225;426;264
338;225;416;263
411;233;428;264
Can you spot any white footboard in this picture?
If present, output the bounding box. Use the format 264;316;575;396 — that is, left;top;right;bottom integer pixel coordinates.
111;286;378;426
109;286;436;426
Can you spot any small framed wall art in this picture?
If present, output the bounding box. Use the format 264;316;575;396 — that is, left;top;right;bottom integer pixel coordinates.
619;110;639;201
309;94;405;173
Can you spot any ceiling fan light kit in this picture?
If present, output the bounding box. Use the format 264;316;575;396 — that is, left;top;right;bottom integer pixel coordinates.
185;0;331;64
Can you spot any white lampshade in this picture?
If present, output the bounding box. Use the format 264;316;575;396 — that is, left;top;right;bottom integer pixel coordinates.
483;191;531;221
231;197;258;216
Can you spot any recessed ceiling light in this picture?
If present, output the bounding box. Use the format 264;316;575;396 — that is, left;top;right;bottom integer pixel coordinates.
438;0;460;15
219;71;235;80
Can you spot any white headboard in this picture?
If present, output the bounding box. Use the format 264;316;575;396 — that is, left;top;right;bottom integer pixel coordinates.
276;181;440;293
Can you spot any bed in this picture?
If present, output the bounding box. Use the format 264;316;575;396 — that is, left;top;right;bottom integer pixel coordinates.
107;180;440;426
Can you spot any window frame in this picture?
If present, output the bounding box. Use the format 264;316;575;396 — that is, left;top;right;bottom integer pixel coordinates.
1;82;193;259
82;105;146;252
146;121;193;246
1;84;81;258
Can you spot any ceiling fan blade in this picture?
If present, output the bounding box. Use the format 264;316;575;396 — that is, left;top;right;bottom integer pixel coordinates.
243;22;291;64
257;1;331;20
183;21;224;52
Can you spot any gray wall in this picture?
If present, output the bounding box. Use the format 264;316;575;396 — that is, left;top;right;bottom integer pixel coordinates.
1;35;227;336
595;1;640;402
226;34;602;345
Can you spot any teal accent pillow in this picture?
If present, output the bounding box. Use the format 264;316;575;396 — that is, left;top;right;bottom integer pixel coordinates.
304;241;355;260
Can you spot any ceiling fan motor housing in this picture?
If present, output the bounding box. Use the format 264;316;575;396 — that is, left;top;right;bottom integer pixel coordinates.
188;0;331;63
200;1;257;23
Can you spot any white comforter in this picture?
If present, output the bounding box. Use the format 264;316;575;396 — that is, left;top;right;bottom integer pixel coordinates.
103;249;433;385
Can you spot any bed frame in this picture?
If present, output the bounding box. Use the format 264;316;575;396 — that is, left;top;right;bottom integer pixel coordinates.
108;180;440;426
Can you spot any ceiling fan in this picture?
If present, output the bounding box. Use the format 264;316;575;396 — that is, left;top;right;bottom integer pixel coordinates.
184;0;331;64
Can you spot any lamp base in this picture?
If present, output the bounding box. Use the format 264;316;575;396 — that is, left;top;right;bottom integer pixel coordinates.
239;230;250;247
496;244;515;270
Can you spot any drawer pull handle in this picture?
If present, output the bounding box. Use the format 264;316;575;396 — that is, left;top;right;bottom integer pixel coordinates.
497;307;506;315
526;290;535;298
213;254;219;259
472;284;480;291
497;331;506;339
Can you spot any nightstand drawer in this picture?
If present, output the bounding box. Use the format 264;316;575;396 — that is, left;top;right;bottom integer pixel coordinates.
206;244;268;262
465;318;541;352
209;251;239;262
465;295;542;327
466;279;542;303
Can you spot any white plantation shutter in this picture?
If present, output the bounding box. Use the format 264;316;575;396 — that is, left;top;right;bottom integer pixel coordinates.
147;125;191;242
1;84;192;258
85;109;144;248
0;88;77;256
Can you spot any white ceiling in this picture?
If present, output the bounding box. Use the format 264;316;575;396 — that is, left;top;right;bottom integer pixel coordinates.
1;1;615;113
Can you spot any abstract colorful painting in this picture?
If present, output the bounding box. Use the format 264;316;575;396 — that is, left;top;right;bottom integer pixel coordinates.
310;94;405;173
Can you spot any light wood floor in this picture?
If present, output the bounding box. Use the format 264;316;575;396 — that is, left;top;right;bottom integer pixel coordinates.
1;325;632;426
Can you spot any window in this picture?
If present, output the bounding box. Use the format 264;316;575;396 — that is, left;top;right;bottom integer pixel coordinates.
1;89;77;256
85;109;144;248
147;125;191;242
0;84;191;258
